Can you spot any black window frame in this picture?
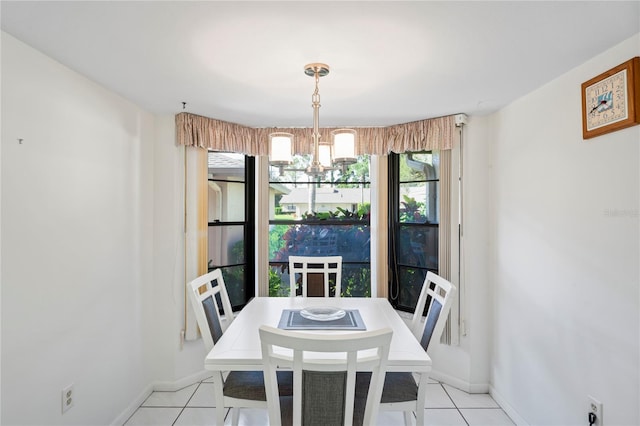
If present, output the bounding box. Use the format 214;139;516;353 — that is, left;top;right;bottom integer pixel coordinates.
388;151;439;313
207;154;255;311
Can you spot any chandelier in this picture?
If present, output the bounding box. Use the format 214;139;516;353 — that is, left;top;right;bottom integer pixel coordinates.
269;63;357;178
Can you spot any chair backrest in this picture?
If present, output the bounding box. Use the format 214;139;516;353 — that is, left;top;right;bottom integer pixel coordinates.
186;269;235;352
288;255;343;297
259;325;392;426
409;271;457;351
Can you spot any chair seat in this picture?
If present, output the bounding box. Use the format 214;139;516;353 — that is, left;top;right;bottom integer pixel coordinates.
356;372;418;403
223;370;293;401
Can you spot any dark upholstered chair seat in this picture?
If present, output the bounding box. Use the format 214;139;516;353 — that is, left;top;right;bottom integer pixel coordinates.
356;371;419;403
223;371;293;401
380;372;419;403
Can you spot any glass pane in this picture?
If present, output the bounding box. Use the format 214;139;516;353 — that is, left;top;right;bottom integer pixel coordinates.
269;224;370;262
207;181;245;222
269;263;291;297
208;152;245;222
270;183;370;220
208;152;245;182
208;225;245;266
342;263;371;297
398;225;438;269
399;152;439;182
269;163;311;183
397;267;428;310
269;155;370;184
399;181;439;224
218;265;246;308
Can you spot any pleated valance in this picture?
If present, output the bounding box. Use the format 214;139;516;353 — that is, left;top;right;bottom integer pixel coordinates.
176;112;456;156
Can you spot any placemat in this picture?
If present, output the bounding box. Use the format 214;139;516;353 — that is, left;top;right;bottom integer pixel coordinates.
278;309;366;330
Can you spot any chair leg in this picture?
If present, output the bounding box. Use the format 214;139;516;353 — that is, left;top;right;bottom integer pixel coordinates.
415;372;428;426
231;407;240;426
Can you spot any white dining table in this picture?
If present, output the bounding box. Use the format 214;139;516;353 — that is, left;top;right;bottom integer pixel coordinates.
204;296;431;425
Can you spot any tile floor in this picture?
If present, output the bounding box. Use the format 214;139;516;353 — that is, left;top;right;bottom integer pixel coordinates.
123;376;515;426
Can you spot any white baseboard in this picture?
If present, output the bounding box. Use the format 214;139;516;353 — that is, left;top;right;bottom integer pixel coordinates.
110;370;212;425
490;385;529;425
429;369;490;394
110;383;153;426
152;370;212;391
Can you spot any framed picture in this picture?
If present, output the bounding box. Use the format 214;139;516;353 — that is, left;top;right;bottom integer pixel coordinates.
581;56;640;139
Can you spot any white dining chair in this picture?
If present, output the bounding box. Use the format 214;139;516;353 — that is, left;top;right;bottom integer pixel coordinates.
259;325;393;426
288;255;343;297
377;271;457;426
187;269;235;350
187;269;293;425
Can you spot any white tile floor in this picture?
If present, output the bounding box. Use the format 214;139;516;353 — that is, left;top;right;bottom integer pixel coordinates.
123;376;515;426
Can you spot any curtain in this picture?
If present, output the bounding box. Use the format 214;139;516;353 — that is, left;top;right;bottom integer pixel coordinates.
176;112;456;155
438;149;453;345
183;146;209;341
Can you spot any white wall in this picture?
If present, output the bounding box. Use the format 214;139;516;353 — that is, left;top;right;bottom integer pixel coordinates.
488;34;639;425
0;33;157;425
0;32;242;425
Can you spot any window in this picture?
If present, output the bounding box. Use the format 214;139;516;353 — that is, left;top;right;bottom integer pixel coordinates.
267;156;371;297
388;152;440;312
207;152;255;309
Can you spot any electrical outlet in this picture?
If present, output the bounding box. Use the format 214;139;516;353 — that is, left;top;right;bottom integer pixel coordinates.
62;384;74;413
588;395;603;426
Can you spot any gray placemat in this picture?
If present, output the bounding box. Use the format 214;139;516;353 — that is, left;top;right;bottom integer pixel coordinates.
278;309;366;330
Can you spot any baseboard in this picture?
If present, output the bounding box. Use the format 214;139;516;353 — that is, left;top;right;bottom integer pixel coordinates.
110;370;212;425
152;369;212;391
429;369;490;394
490;385;529;425
110;383;153;426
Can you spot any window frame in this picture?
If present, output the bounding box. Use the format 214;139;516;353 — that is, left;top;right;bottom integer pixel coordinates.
388;151;440;313
207;153;255;311
266;158;373;297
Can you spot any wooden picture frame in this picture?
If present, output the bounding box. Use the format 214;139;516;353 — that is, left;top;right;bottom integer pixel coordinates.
581;57;640;139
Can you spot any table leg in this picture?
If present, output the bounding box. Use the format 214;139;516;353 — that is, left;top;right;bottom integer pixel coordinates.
211;371;226;426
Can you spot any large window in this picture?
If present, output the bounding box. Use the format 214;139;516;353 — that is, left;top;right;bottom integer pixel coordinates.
389;152;440;312
207;152;255;309
267;156;371;297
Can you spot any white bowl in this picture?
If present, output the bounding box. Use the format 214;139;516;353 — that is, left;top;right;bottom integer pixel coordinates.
300;307;346;321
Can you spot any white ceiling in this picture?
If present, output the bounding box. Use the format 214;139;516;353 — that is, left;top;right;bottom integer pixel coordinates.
2;1;639;128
